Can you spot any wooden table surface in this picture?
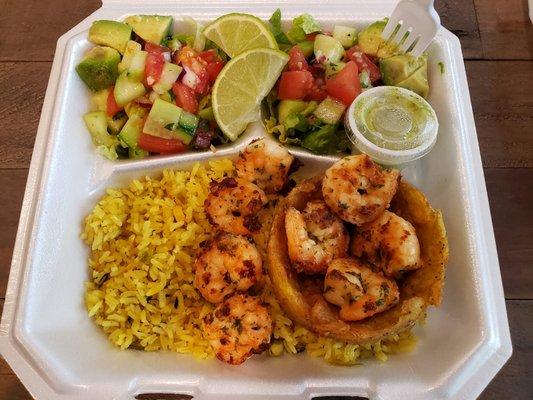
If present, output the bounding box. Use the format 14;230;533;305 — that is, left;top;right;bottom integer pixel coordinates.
0;0;531;398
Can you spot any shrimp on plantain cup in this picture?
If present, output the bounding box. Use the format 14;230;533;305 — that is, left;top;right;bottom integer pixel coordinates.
267;154;449;344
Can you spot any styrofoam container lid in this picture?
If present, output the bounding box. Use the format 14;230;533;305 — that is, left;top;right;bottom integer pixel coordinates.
345;86;439;166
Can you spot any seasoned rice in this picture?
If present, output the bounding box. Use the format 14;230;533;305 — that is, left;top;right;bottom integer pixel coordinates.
82;159;416;364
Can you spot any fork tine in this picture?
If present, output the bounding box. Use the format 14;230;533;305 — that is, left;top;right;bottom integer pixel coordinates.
392;23;411;45
410;35;433;57
381;16;400;40
399;32;419;53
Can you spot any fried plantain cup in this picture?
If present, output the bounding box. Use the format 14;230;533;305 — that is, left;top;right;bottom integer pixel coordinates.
267;175;449;344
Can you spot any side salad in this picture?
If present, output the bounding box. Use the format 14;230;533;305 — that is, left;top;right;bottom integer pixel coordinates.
77;16;229;159
264;10;430;155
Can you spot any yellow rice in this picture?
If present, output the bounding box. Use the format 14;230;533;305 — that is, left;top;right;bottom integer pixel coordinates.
82;159;416;364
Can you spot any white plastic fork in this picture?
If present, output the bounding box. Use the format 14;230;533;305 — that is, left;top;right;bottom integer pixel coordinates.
381;0;441;57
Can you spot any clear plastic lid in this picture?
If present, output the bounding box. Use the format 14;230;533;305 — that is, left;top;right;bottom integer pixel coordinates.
345;86;439;166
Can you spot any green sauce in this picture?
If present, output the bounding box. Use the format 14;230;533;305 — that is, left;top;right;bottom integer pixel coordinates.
354;88;436;151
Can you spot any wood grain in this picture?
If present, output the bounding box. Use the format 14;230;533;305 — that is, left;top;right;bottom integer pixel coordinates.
0;169;28;299
479;301;533;400
0;63;50;169
466;60;533;168
0;0;100;62
485;169;533;299
435;0;483;59
474;0;533;60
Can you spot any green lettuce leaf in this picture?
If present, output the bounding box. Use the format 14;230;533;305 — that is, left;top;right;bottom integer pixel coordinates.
269;9;291;45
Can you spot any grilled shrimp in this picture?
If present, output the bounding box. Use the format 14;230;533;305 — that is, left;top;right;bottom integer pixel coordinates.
285;200;349;274
323;258;400;322
351;210;421;278
205;177;267;235
322;154;400;225
235;138;295;194
204;294;272;365
194;233;263;304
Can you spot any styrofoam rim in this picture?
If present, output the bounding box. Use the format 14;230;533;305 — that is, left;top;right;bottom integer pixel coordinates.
345;86;439;164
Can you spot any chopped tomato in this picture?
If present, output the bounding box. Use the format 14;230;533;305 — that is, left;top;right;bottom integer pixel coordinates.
325;61;362;105
345;46;381;83
288;46;309;71
144;52;165;87
138;133;187;154
145;42;170;54
106;87;122;116
198;49;219;63
172;82;199;113
278;70;314;100
176;46;210;94
199;49;225;83
306;33;318;41
174;46;198;65
205;60;224;83
306;77;327;101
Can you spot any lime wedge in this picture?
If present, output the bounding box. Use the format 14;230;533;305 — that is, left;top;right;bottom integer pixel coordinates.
203;13;278;58
212;48;289;141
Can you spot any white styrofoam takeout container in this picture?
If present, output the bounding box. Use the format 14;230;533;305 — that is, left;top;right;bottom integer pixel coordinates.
0;1;512;399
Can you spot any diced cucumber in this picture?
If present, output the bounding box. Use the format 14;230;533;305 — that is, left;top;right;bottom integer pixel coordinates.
76;46;120;91
127;50;148;81
91;88;110;111
278;100;307;123
198;107;214;122
325;61;346;78
179;111;199;133
144;98;183;139
164;36;182;52
152;62;182;94
314;34;345;64
107;111;128;135
173;128;194;145
124;15;173;44
313;97;346;124
83;111;116;147
89;20;132;54
332;25;358;49
129;147;149;158
296;41;314;58
118;40;142;73
358;20;398;59
114;71;146;106
117;114;144;148
125;102;149;118
149;90;173;103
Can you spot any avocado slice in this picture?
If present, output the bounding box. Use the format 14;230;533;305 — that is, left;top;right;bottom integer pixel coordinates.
107;111;128;135
76;46;120;91
396;61;429;98
278;100;307;124
358;20;399;59
90;88;110;111
380;54;426;86
83;111;116;147
124;15;173;44
89;20;132;54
